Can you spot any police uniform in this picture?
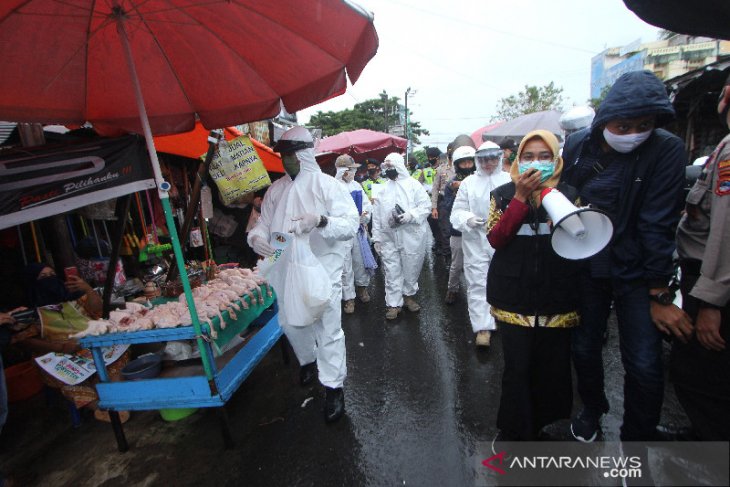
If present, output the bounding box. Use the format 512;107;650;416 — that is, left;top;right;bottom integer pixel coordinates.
362;177;386;200
674;133;730;440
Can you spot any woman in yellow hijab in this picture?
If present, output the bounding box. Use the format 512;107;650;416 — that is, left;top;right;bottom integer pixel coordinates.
485;129;582;444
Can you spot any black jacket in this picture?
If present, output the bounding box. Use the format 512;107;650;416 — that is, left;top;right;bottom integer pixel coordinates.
562;71;687;290
486;182;582;316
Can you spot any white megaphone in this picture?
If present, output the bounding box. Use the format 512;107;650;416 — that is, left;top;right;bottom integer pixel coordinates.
540;188;613;260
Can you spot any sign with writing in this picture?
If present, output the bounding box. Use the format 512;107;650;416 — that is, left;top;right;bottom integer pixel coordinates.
207;135;271;205
0;135;155;230
34;344;129;386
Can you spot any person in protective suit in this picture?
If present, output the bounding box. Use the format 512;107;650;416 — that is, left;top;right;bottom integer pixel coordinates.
450;141;511;347
371;152;431;320
248;126;359;423
334;154;373;313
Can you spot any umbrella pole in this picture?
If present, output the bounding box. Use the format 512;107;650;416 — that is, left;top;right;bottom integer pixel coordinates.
116;17;215;386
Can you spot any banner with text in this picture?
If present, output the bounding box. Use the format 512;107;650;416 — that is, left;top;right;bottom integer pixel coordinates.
0;135;155;229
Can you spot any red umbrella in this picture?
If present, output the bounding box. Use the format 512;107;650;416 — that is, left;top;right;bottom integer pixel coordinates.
0;0;378;136
316;129;407;165
471;122;505;146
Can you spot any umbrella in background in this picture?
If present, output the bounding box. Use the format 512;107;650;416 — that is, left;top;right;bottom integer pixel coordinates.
623;0;730;40
316;129;407;166
482;110;564;143
471;121;505;146
0;0;378;386
154;122;284;173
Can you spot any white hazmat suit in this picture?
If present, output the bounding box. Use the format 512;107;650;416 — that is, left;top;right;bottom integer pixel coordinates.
371;153;431;308
248;139;359;389
450;146;511;333
335;167;373;302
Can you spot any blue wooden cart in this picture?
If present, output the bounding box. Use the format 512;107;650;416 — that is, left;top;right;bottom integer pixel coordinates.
79;290;283;451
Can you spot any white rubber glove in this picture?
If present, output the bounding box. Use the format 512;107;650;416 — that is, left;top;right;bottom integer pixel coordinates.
373;242;382;254
467;216;487;228
289;213;320;235
396;211;413;224
250;235;275;257
360;212;369;224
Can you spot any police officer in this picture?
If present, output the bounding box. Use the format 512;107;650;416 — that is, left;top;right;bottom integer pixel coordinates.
362;158;386;201
671;73;730;440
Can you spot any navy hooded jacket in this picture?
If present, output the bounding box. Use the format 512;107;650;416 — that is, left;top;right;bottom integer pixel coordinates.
562;70;687;290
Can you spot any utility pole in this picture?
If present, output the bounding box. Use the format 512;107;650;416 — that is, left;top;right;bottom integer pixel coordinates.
381;91;389;133
404;87;411;158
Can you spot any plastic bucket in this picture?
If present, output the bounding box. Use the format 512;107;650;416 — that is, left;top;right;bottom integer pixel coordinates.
5;361;44;402
159;407;198;422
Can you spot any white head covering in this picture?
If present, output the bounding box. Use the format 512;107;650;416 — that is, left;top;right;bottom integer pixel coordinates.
382;152;409;180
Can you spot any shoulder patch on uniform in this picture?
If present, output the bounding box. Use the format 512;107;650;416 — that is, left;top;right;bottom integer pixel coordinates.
717;160;730;195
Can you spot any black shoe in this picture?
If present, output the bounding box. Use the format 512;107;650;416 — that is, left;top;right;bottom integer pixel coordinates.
655;424;697;441
299;362;317;387
324;387;345;423
570;407;604;443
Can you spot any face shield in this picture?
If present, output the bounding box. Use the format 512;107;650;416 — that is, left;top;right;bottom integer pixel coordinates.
475;149;503;175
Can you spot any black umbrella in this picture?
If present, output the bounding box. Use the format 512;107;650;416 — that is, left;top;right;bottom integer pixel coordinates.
623;0;730;40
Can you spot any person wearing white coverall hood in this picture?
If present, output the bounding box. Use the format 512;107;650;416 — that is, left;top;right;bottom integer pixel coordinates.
248;126;359;423
334;154;373;314
450;142;511;347
371;152;431;320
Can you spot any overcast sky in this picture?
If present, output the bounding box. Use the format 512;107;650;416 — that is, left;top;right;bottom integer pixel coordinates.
298;0;660;150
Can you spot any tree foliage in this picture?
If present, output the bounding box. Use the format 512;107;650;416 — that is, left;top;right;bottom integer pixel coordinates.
308;90;429;144
493;82;565;121
588;85;612;111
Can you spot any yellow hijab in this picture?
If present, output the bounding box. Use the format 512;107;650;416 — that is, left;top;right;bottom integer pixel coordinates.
509;129;563;207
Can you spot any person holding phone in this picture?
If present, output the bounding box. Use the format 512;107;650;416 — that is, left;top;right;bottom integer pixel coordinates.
486;130;583;445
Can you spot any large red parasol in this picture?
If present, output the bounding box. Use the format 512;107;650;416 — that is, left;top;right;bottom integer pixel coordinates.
316;129;407;165
0;1;378;136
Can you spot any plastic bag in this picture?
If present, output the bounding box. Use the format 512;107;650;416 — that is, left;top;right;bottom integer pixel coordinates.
263;234;331;327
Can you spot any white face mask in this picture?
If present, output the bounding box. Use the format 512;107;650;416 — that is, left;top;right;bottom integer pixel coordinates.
343;170;355;183
603;128;652;153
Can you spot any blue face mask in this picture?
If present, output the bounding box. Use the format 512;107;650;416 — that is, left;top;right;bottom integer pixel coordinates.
518;161;555;183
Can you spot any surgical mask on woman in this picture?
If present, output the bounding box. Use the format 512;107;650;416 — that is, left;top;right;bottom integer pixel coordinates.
518;161;555;183
602;128;652;154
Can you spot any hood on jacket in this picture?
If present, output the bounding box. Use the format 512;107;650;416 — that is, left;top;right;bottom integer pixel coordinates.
383;152;410;180
592;70;675;131
275;126;321;178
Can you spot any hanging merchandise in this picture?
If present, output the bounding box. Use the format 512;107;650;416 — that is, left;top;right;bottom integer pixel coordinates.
190;227;204;248
200;184;214;220
208;135;271;205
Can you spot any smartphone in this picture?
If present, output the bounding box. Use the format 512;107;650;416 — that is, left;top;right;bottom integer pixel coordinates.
64;266;79;279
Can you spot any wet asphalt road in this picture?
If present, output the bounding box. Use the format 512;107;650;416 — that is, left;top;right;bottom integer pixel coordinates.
1;252;689;486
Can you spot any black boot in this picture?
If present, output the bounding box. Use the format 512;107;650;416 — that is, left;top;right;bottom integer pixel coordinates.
299;362;317;386
324;387;345;423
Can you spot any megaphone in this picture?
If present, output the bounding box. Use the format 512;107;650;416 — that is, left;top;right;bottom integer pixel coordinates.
540;188;613;260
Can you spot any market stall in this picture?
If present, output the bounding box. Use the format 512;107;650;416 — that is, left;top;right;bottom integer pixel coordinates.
0;134;283;450
0;0;379;452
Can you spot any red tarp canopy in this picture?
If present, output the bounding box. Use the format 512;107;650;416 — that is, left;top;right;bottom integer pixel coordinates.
316;129;407;166
154;123;284;173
